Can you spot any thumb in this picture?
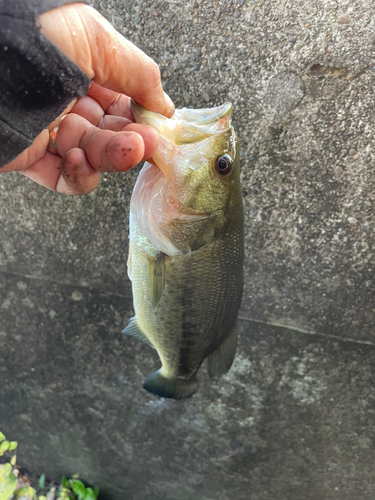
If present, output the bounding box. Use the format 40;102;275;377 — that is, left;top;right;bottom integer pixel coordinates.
39;3;174;117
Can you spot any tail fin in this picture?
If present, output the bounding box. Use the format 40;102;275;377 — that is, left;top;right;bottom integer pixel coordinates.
143;369;198;400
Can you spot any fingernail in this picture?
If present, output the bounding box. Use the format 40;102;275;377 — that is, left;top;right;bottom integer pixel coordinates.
163;91;175;116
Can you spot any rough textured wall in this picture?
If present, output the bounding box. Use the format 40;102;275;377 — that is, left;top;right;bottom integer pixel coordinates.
1;0;375;499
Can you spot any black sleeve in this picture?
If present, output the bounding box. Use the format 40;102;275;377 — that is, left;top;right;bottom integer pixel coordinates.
0;0;92;167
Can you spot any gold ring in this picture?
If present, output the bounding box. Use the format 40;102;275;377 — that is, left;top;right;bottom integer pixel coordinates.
47;114;67;155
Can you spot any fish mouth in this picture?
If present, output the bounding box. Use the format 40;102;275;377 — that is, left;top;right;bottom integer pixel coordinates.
131;100;233;142
131;100;234;176
173;103;233;130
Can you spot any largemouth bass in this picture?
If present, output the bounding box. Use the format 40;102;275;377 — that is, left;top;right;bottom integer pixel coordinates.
123;101;244;399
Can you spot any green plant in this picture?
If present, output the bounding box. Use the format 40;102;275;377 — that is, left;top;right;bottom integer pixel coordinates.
0;432;21;500
60;478;99;500
0;431;99;500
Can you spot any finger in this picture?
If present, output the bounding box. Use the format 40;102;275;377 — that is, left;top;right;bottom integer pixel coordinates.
21;148;101;195
70;92;134;128
120;123;158;160
21;151;62;190
88;83;133;120
56;114;158;170
1;100;77;173
57;148;101;195
99;115;132;131
88;131;144;172
70;95;105;126
40;5;175;117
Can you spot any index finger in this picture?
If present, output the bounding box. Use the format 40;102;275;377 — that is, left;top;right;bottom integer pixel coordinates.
40;5;175;117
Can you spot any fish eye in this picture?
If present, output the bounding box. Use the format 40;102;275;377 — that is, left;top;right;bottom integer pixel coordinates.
214;154;233;175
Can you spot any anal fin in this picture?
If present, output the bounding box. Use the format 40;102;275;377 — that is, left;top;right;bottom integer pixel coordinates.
207;323;238;378
122;317;154;349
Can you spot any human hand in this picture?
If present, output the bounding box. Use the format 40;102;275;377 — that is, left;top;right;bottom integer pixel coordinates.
2;3;174;195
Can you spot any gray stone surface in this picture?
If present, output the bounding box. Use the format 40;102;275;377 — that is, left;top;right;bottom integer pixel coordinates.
1;0;375;498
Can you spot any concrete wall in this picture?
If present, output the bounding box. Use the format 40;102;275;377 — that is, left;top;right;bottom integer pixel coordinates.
1;0;375;498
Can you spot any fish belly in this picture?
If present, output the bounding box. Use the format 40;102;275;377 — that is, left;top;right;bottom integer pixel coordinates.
128;211;243;385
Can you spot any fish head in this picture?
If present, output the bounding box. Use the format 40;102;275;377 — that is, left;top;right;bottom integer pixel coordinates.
131;101;241;255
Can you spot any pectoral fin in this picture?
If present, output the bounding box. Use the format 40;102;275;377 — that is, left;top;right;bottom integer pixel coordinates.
207;323;238;378
122;317;154;349
160;212;222;255
170;217;215;252
146;252;166;310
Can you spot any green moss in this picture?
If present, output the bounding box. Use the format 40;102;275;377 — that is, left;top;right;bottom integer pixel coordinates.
0;431;100;500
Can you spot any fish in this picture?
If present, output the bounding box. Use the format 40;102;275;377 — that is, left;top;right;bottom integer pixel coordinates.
123;100;244;400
